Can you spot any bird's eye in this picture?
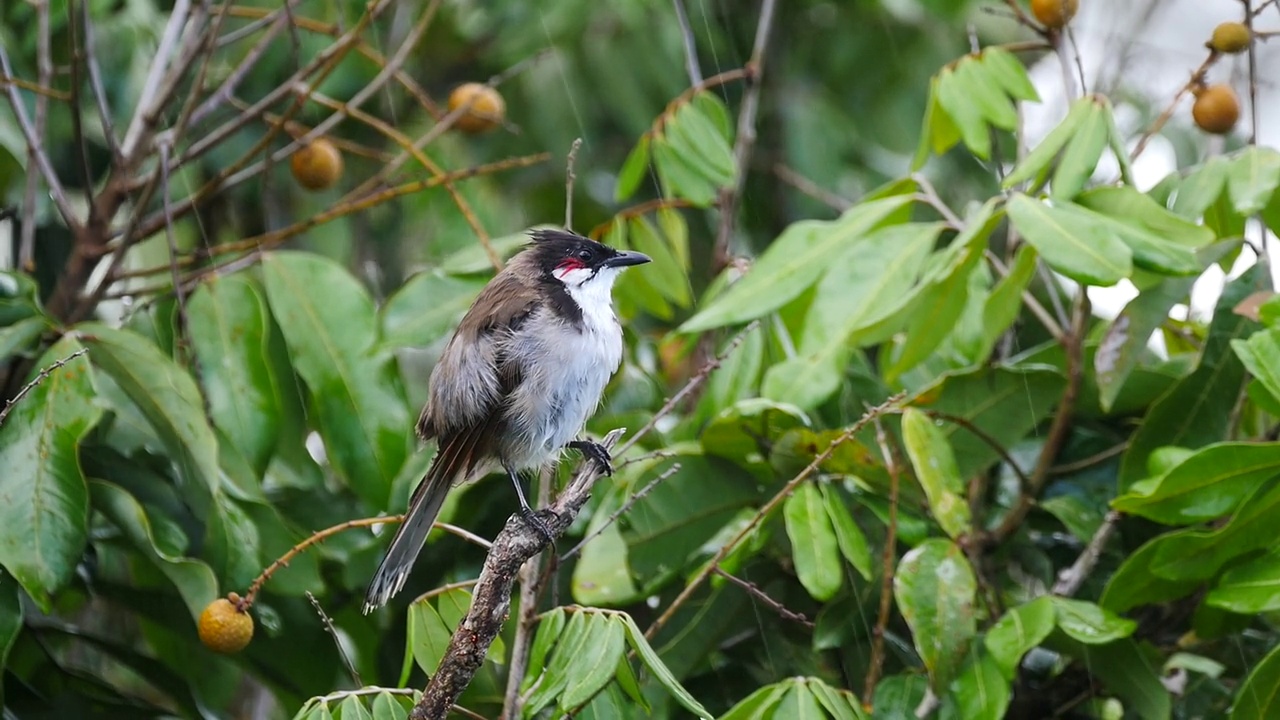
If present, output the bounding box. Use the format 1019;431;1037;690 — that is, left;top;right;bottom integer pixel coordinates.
576;249;592;261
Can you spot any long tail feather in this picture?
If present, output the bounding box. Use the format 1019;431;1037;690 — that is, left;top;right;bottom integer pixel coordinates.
362;433;478;613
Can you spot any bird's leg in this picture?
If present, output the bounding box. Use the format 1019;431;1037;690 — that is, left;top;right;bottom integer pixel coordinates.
566;439;613;476
504;465;554;543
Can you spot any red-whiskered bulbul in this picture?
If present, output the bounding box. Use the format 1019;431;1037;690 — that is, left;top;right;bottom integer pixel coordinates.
363;228;651;612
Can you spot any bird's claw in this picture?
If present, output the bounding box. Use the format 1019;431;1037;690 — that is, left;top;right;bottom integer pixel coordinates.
520;506;555;543
568;440;614;476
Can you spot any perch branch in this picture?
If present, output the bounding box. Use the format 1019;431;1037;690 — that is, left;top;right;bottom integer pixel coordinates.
1052;510;1121;597
409;429;626;720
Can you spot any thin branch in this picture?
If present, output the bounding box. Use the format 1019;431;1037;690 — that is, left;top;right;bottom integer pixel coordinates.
712;0;778;271
305;591;361;686
1244;0;1261;144
774;163;852;212
864;414;901;706
502;469;555;720
988;292;1090;545
559;463;682;561
564;138;583;231
615;321;760;456
645;394;905;641
409;430;625;720
1052;510;1121;597
713;567;812;627
0;42;82;233
81;0;121;164
159;142;193;365
984;250;1066;343
119;0;193;159
1048;442;1127;476
0;349;89;428
241;516;403;608
916;409;1031;492
19;0;54;271
912;172;963;227
672;0;703;85
1130;52;1217;162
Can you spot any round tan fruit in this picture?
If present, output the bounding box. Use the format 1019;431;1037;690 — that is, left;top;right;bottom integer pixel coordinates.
448;83;506;134
290;138;344;191
1192;84;1240;135
1209;22;1251;54
1030;0;1078;29
198;594;254;654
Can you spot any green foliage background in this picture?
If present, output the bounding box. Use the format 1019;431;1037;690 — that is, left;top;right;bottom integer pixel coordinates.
2;0;1280;718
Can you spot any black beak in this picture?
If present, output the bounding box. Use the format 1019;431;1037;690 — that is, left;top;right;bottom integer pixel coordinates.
604;250;651;268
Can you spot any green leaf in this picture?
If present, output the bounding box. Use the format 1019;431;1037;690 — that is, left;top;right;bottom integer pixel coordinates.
408;596;455;677
935;65;990;159
1076;186;1216;249
979;47;1039;102
1006;193;1131;286
81;324;221;506
680;196;914;333
1050;639;1171;720
1232;641;1280;719
979;245;1038;357
1050;597;1136;644
371;692;404;720
0;338;98;610
88;480;218;621
653;133;718;206
619;613;713;718
1227;145;1280;215
1051;97;1108;201
613;655;648;711
1095;276;1196;412
948;649;1011;720
784;482;844;601
572;518;639;606
820;485;873;581
527;609;599;713
1113;442;1280;524
775;683;827;720
1206;549;1280;613
339;695;373;720
262;252;411;509
719;682;790;720
379;270;486;350
615;133;651;202
187;275;281;478
955;55;1017;131
0;316;47;362
0;270;41;326
915;75;963;168
1172;155;1231;218
894;539;977;688
873;674;929;718
629;216;691;307
909;365;1064;479
900;409;971;539
666;99;736;186
561;616;627;710
1100;538;1200;614
0;568;24;692
1003;98;1092;189
657;206;691;271
1234;328;1280;405
1148;478;1280;582
522;607;566;694
1058;204;1200;276
984;596;1054;679
438;229;528;274
1118;265;1263;488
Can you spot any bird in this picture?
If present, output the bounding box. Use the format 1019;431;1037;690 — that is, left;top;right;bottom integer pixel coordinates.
362;228;651;613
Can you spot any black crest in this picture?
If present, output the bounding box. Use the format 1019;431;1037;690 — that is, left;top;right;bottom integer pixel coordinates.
527;228;620;275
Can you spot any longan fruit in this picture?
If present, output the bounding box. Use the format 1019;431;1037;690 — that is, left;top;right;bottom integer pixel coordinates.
1209;22;1251;54
448;83;506;134
290;138;344;191
1192;84;1240;135
198;593;254;654
1031;0;1078;29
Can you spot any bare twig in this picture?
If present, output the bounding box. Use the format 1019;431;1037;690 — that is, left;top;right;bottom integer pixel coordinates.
616;321;760;457
915;409;1031;492
984;250;1066;342
241;516;402;608
0;42;82;234
0;350;89;428
988;292;1090;544
1130;52;1217;162
912;172;963;227
159;143;193;365
305;591;361;686
501;468;556;720
119;0;194;159
864;414;902;706
672;0;703;85
1048;442;1127;476
564;138;583;231
645;394;905;640
410;429;625;720
1052;510;1121;597
19;0;54;271
81;0;121;164
713;567;812;627
559;463;682;561
1244;0;1260;144
712;0;777;271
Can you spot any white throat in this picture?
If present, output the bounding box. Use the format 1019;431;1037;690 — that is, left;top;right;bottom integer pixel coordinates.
554;266;621;326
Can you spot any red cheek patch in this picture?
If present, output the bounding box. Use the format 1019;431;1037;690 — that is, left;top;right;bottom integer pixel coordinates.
554;258;586;279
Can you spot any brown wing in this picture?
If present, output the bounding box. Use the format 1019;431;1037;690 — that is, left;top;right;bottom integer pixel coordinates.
416;268;537;441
